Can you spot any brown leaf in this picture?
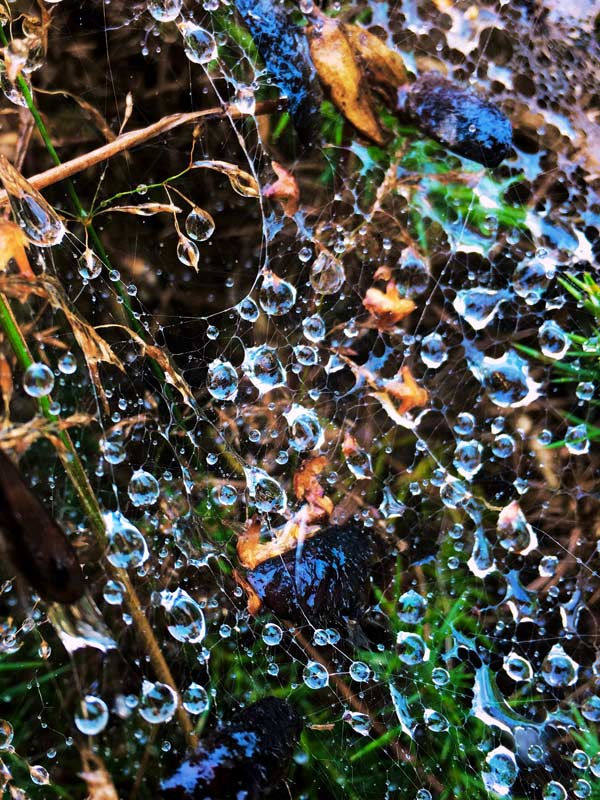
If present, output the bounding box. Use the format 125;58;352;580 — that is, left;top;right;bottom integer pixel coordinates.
101;202;181;216
263;161;300;216
0;354;13;417
0;220;35;278
293;456;334;522
80;751;119;800
363;281;416;329
191;159;259;197
237;518;319;570
384;366;428;414
344;24;408;104
308;15;385;145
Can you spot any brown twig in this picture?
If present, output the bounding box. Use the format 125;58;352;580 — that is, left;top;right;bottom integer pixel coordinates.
0;99;285;207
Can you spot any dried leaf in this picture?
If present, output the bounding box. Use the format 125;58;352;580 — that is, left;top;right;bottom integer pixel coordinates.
293;456;333;521
191;159;259;197
237;517;319;570
263;161;300;216
0;220;35;279
101;202;181;216
344;24;408;104
363;280;416;329
370;366;428;426
80;751;119;800
308;15;384;144
0;413;95;453
0;354;13;417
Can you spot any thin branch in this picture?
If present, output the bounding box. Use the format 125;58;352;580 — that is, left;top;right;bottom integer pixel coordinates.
0;99;285;207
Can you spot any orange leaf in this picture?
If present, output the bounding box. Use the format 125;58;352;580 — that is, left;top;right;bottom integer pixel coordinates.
344;24;408;104
263;161;300;216
308;15;384;144
384;366;428;415
293;456;333;522
363;281;416;329
0;220;35;279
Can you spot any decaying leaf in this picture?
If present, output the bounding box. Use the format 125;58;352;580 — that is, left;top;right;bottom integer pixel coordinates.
80;751;119;800
344;24;408;104
370;365;429;425
0;354;12;418
237;517;321;571
0;413;95;453
0;220;35;279
191;159;259;198
99;203;181;216
308;15;385;145
293;456;334;520
363;281;416;329
263;161;300;216
0;155;65;247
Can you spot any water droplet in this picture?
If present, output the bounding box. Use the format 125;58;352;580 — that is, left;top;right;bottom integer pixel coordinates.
185;207;215;241
349;661;371;682
497;502;538;555
74;695;109;735
128;469;160;507
420;332;447;368
303;314;326;342
176;235;199;269
573;779;592;799
543;782;567;800
482;745;517;797
581;695;600;722
0;721;13;751
103;579;125;605
539;555;558;577
101;433;127;465
259;271;296;315
159;589;206;644
303;661;329;689
58;352;77;375
29;764;50;785
244;466;287;514
139;680;178;724
242;345;287;393
503;651;532;682
453;439;483;479
262;623;283;646
491;433;514;458
23;362;54;397
179;23;217;64
215;484;237;506
453;288;510;330
233;85;256;115
539;320;569;359
576;381;594;401
284;405;323;451
565;424;589;455
310;252;345;295
541;643;578;688
423;708;449;732
431;667;449;686
78;249;103;280
342;710;371;735
236;296;259;321
513;256;553;304
8;194;65;246
103;510;149;569
207;359;238;401
182;683;209;715
396;632;430;664
398;590;427;624
396;248;429;296
147;0;183;22
466;345;541;408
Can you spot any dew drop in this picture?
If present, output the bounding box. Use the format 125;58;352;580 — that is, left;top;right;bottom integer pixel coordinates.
539;320;569;359
23;363;54;397
242;345;287;394
482;746;517;797
179;23;217;64
185;207;215;242
74;695;109;735
159;588;206;644
139;680;178;724
128;469;160;507
262;623;283;646
207;359;238;401
58;352;77;375
303;661;329;689
244;467;287;514
310;252;345;295
396;632;430;664
259;271;296;315
284;405;323;451
78;249;103;280
342;710;371;735
29;765;50;785
147;0;183;22
182;683;209;715
236;296;259;322
103;510;149;569
541;643;578;688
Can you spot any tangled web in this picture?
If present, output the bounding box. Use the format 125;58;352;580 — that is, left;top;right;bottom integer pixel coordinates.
0;0;599;798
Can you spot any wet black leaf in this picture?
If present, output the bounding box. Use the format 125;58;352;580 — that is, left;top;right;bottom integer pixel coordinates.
161;697;302;799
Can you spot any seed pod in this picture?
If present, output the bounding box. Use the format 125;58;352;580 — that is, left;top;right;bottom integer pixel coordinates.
238;523;374;627
161;697;302;799
0;449;84;604
235;0;323;148
404;72;512;167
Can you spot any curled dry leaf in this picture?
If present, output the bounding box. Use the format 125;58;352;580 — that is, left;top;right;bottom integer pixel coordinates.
191;159;259;198
344;24;408;104
237;517;320;572
293;455;334;521
0;220;35;279
99;203;182;216
308;15;384;145
263;161;300;216
370;365;428;426
363;280;416;329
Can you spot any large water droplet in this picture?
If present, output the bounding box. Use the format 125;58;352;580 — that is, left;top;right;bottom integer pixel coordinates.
29;764;50;785
420;332;448;368
179;23;217;64
565;423;589;455
541;643;578;688
284;405;324;451
496;502;538;555
242;345;287;393
182;683;209;715
244;467;287;514
398;590;427;624
236;296;259;322
262;622;283;646
74;695;109;735
147;0;183;22
259;271;296;315
482;746;517;797
513;255;554;304
467;345;541;408
342;710;371;735
503;651;533;682
207;359;238;401
139;680;178;724
303;661;329;689
23;362;54;397
453;288;511;330
396;632;430;664
128;469;160;507
103;511;149;569
539;320;569;359
310;252;345;295
78;249;103;280
159;588;206;643
453;439;483;479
